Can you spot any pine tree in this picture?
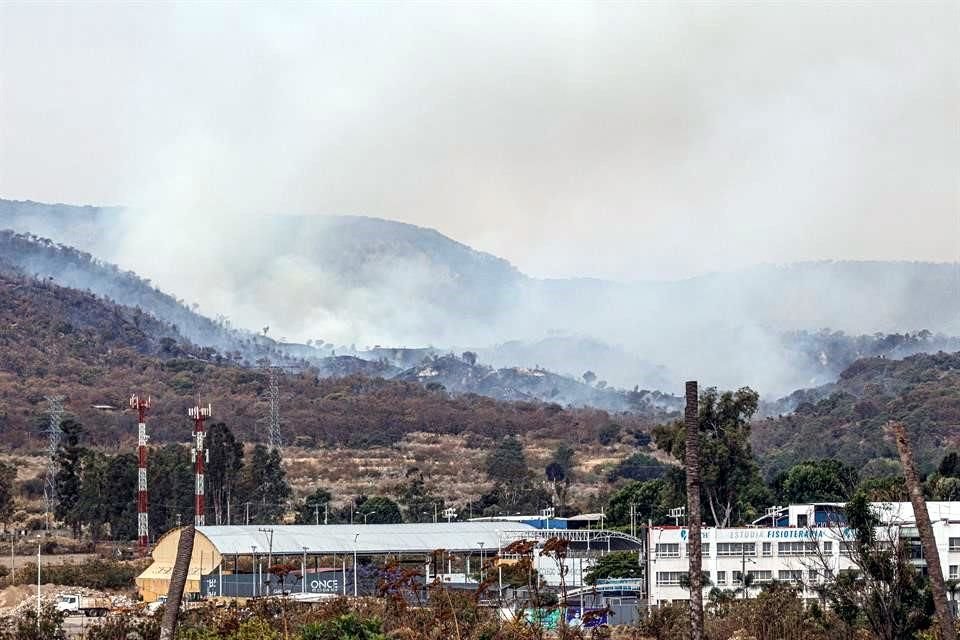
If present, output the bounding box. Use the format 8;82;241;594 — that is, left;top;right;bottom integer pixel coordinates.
399;468;444;523
296;487;334;524
206;423;244;525
148;445;193;535
242;445;291;524
75;451;108;543
54;419;85;538
104;453;139;540
0;461;15;527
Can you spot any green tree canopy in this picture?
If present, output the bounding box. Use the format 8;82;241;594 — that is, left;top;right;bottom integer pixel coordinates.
296;488;334;525
606;479;669;527
206;423;244;525
242;444;291;524
355;496;403;524
485;436;529;485
54;419;86;538
653;387;769;527
398;468;445;523
148;444;194;535
0;461;16;526
607;453;670;482
584;551;643;584
105;453;138;540
773;459;859;504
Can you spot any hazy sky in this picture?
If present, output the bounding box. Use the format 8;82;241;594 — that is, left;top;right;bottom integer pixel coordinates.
1;1;957;280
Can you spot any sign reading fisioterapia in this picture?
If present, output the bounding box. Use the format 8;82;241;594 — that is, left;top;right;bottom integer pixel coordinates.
675;527;853;541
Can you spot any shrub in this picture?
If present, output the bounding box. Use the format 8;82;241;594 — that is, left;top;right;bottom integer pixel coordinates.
300;613;386;640
11;558;143;590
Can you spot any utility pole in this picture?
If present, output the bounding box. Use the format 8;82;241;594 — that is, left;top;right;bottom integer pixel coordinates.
893;421;957;640
43;395;65;531
685;380;704;640
131;394;151;551
35;536;40;631
189;400;212;527
258;528;274;594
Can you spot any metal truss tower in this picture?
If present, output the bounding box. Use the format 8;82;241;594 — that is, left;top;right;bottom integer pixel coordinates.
189;400;212;527
130;394;151;549
43;395;65;529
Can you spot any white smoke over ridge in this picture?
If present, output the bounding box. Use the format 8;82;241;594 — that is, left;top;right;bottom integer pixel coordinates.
1;2;958;394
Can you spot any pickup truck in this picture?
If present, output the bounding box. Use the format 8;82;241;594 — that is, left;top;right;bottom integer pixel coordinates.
55;594;110;617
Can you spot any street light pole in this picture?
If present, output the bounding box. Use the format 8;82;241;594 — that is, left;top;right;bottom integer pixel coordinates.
353;533;359;597
302;547;308;594
251;545;257;597
477;542;485;582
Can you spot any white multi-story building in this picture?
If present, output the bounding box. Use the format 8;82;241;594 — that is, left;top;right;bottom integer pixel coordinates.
649;502;960;606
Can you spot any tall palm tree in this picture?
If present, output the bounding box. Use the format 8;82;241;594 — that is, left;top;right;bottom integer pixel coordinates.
159;525;196;640
893;422;957;640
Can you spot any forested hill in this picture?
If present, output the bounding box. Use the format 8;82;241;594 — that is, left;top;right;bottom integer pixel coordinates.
0;267;655;449
0;230;294;364
6;198;960;395
753;351;960;479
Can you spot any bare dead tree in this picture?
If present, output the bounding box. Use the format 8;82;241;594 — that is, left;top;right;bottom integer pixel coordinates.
159;524;196;640
685;380;704;640
892;421;957;640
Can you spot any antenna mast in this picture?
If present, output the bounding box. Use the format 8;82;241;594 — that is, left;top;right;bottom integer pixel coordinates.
43;395;65;530
189;400;212;527
130;394;151;549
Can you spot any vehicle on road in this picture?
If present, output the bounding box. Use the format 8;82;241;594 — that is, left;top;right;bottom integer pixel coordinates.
55;594;110;617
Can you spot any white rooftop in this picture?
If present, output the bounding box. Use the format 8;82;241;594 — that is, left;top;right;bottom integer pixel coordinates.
196;522;536;556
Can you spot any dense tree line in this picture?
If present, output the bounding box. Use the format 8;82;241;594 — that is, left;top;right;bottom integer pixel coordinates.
49;420;294;540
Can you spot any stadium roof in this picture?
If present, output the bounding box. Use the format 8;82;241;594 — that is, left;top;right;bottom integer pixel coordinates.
196;522;537;556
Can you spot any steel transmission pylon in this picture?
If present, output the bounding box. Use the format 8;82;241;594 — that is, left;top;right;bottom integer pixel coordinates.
43;395;65;530
266;365;282;451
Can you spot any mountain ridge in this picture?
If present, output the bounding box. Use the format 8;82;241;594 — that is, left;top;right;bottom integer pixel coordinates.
4;197;960;394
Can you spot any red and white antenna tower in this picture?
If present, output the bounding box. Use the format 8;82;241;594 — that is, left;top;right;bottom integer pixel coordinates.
188;400;212;527
130;394;151;549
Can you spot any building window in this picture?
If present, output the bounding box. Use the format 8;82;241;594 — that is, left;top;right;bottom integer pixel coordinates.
840;542;855;557
748;570;773;584
656;543;680;558
656;571;687;586
716;571;726;585
717;542;756;557
779;570;802;583
778;541;820;556
685;543;710;557
823;541;833;553
797;514;808;527
950;538;960;553
762;542;772;557
951;566;959;580
808;569;820;583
